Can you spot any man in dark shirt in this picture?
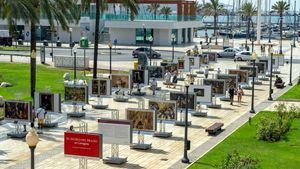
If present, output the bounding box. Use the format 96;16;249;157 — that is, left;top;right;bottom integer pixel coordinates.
228;85;235;106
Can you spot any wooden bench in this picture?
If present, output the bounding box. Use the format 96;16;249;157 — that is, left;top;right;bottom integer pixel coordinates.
205;123;224;135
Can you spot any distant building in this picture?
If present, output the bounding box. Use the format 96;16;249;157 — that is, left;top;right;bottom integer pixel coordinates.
0;0;203;46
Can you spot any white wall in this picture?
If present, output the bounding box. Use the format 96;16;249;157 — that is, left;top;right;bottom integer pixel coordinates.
109;28;135;45
153;29;171;46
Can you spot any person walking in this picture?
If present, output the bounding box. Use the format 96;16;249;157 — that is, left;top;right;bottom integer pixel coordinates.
171;71;178;89
237;85;244;105
217;67;221;75
164;70;171;88
204;66;209;79
150;78;157;95
228;85;235;106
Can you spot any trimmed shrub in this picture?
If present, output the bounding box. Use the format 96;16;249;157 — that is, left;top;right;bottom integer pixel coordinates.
257;104;299;142
218;150;259;169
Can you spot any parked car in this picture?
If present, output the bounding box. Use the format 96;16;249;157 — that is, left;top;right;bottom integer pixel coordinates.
234;51;252;61
217;48;241;58
132;47;161;59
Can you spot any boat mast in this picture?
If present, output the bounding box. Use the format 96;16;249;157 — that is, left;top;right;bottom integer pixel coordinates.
257;0;262;44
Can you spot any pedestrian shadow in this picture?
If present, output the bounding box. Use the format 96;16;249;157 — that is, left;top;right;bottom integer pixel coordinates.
133;148;168;155
0;159;16;165
159;136;183;141
189;125;205;129
206;115;221;119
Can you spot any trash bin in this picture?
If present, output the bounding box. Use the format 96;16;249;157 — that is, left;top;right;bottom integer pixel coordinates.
56;40;62;47
80;37;89;48
40;46;45;64
18;39;23;46
43;40;48;46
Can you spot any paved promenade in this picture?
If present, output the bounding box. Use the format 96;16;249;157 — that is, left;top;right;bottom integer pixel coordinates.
0;39;300;169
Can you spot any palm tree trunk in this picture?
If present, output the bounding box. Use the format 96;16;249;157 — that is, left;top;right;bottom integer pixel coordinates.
93;0;100;79
214;15;218;45
279;14;283;54
30;22;36;98
246;17;250;48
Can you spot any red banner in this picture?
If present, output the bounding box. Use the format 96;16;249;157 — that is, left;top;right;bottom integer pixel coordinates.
64;132;102;159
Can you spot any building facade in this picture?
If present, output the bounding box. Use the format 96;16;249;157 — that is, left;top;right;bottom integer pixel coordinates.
0;0;203;46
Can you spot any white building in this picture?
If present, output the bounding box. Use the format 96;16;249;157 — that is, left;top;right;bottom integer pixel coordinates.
0;0;203;46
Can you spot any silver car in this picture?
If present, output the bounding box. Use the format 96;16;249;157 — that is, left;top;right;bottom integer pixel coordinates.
217;48;241;58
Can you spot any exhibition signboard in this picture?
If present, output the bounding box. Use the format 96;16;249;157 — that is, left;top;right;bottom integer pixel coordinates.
64;132;103;159
4;100;32;122
34;92;61;113
98;119;132;145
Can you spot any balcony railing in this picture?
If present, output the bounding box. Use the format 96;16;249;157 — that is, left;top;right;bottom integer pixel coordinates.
80;13;203;21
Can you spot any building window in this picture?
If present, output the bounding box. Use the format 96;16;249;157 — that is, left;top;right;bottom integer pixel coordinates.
136;28;153;44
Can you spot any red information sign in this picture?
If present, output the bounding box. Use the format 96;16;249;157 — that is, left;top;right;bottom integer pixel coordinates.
64;132;102;159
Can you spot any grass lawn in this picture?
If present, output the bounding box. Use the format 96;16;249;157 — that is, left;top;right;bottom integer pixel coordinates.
0;62;127;101
278;84;300;101
0;46;31;51
189;111;300;169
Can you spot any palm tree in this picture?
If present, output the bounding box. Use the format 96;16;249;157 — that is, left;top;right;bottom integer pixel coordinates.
160;6;172;20
0;0;77;98
195;1;203;15
239;2;257;50
81;0;139;79
203;0;227;45
147;3;160;20
272;1;290;54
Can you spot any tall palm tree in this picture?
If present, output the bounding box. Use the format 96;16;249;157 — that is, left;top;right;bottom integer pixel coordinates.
239;2;257;49
0;0;77;98
160;6;172;20
195;1;203;15
147;3;160;20
203;0;227;45
81;0;139;79
272;1;289;54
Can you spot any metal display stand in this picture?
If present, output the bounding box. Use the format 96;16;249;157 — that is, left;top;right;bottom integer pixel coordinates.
174;109;192;126
113;88;129;102
259;74;269;81
7;122;27;138
78;121;88;169
92;96;108;109
153;120;172;138
178;71;185;81
43;114;58;128
138;99;145;109
207;97;222;109
7;93;28;138
132;84;146;96
220;91;231;102
67;102;85;118
192;104;208;117
130;130;152;150
103;110;127;164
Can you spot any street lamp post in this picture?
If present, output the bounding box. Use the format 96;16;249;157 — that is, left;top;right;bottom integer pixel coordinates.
73;44;78;81
149;35;153;66
108;42;113;95
182;81;190;164
251;38;254;53
69;28;73;56
26;123;39;169
268;47;274;101
171;33;176;62
289;42;293;86
250;51;257;114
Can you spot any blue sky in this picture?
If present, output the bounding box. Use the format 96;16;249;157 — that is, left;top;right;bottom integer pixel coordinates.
197;0;299;10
